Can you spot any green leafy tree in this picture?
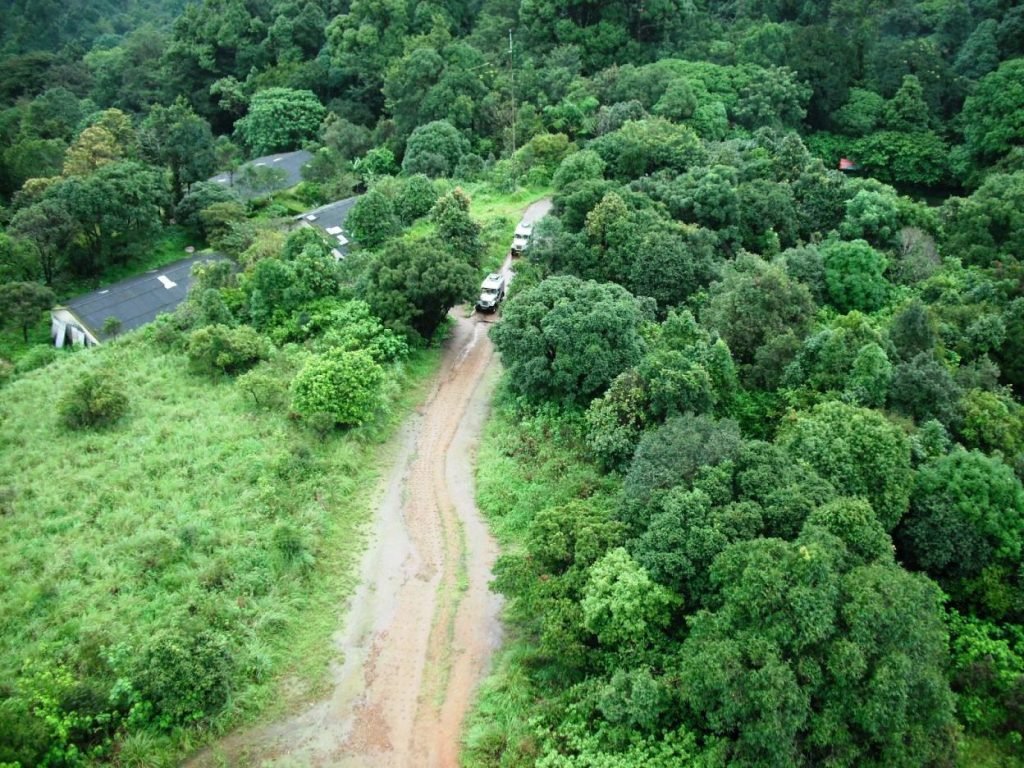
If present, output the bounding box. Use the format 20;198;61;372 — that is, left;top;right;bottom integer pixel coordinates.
821;239;889;313
354;146;399;180
134;629;235;730
325;0;410;115
621;413;743;528
290;350;385;427
185;324;269;375
832;88;886;136
345;187;401;248
851;130;950;186
140;98;217;201
961;59;1024;170
585;369;650;471
884;75;932;132
62;125;123;177
490;276;649;407
780;400;912;530
678;533;956;767
947;612;1024;740
839;187;904;248
552;148;606;190
942;172;1024;268
0;281;55;342
8;199;78;284
897;450;1024;581
0;233;41;283
702;254;816;370
51;160;168;273
394;173;438;224
235;88;326;155
363;239;476;341
888;352;961;426
626;223;720;313
401;120;469;177
430;187;482;264
581;547;677;652
590;118;703;180
175;181;241;235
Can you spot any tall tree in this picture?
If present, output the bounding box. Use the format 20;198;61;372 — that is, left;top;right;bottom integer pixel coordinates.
0;281;55;341
490;275;650;406
140;98;217;201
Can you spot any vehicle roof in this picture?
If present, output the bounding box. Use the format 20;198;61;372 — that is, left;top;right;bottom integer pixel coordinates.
481;272;505;289
514;221;533;235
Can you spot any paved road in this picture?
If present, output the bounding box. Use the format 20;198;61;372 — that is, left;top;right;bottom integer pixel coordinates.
208;150;312;200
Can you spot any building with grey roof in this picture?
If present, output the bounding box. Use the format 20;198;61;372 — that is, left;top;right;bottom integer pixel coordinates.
208;150;313;200
294;196;359;259
51;253;221;346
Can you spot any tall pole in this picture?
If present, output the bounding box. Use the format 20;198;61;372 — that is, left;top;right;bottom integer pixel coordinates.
509;29;516;157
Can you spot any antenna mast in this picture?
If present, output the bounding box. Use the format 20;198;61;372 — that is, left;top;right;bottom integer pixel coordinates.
509;29;516;157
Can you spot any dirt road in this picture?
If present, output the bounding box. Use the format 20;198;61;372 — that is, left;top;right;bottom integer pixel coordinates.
190;198;551;767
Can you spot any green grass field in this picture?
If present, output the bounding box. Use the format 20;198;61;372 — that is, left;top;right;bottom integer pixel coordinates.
0;330;440;762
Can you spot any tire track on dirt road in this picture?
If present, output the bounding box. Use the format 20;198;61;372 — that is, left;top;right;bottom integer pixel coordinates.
189;198;551;768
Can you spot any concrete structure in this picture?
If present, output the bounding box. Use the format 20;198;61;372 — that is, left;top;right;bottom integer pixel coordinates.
209;150;313;200
51;254;221;347
294;196;359;259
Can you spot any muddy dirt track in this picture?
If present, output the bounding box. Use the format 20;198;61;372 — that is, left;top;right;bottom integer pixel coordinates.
190;198;551;768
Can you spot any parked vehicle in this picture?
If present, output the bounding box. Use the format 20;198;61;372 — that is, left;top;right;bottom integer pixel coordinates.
476;272;506;312
510;221;533;256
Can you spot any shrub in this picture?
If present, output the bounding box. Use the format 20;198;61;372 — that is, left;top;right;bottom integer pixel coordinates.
59;369;129;430
133;629;235;730
290;350;385;427
395;174;438;224
185;324;269;375
13;345;57;374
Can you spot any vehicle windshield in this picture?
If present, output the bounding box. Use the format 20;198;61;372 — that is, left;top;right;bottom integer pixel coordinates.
481;288;498;297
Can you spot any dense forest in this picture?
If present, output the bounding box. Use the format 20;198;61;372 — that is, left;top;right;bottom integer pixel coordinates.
0;0;1023;765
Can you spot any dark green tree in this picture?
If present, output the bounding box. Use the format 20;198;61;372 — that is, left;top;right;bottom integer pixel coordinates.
401;120;469;177
821;239;889;313
430;187;482;264
490;276;649;407
678;533;956;767
780;400;912;530
702;254;816;368
345;187;401;249
140;98;217;200
363;238;476;341
897;450;1024;582
0;281;55;342
235;88;326;155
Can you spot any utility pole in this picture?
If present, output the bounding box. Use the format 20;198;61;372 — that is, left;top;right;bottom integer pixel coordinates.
509;29;516;157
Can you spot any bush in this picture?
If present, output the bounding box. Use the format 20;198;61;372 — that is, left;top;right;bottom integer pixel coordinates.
395;174;438;224
59;369;129;430
290;349;385;427
13;345;57;374
133;629;235;730
402;120;469;177
185;324;269;375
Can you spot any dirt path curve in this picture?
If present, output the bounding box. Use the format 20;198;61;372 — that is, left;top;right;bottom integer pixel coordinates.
189;197;551;768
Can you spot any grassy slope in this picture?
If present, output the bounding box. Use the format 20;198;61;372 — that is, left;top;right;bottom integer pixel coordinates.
0;330;440;755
